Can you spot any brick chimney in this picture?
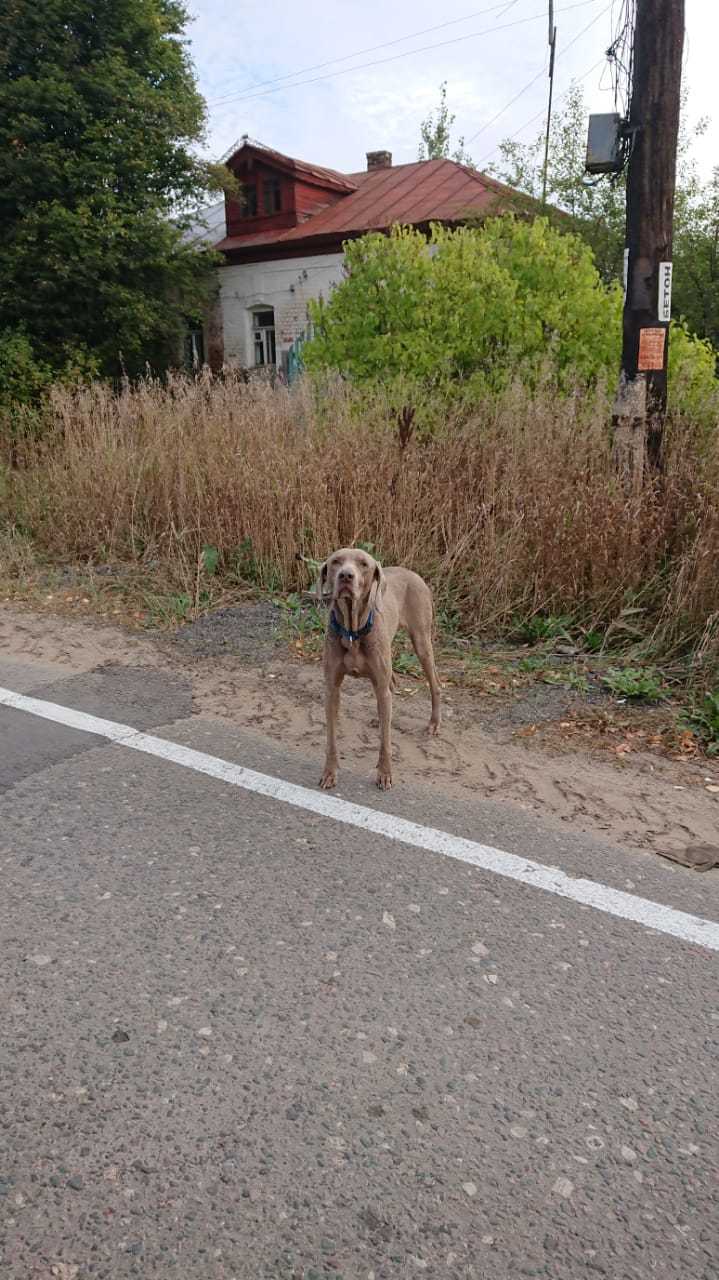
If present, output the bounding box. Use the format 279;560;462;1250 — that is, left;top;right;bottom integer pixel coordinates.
366;150;392;171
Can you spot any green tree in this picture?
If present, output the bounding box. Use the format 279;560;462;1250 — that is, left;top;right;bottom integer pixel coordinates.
490;84;626;284
418;83;475;166
672;161;719;351
0;0;221;378
491;84;719;350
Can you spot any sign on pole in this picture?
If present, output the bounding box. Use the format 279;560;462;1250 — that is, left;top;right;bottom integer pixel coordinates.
658;262;673;322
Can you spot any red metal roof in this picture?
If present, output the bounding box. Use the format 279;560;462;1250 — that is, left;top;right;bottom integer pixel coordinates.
224;138;356;193
215;158;513;257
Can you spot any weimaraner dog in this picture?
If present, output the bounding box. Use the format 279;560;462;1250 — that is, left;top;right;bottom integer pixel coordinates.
317;547;441;790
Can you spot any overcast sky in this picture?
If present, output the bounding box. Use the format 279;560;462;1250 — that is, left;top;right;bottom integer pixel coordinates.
187;0;716;180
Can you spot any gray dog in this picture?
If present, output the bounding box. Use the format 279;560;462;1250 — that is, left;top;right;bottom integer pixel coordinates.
317;547;441;791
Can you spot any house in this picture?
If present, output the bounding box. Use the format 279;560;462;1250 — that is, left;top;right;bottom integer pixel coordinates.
186;137;518;373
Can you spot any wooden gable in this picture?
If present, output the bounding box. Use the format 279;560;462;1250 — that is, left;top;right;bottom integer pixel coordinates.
223;143;352;239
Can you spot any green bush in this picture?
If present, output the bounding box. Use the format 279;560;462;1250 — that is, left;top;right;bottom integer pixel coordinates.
0;328;52;410
667;321;719;426
305;218;718;425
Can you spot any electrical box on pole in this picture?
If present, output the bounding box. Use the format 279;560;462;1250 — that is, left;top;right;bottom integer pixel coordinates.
585;114;624;174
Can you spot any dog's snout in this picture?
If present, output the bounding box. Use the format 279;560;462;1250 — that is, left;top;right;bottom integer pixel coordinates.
338;568;354;582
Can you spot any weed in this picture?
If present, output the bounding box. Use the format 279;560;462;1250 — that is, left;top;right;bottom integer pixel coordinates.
436;603;463;640
539;666;590;694
393;651;422;677
684;690;719;755
566;671;590;695
202;544;219;576
517;655;547;673
515;614;573;644
582;629;605;653
230;537;262;586
143;591;191;627
0;525;37;579
602;667;664;702
274;592;325;653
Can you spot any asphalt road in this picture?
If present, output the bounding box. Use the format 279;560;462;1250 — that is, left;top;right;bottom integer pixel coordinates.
1;656;718;1280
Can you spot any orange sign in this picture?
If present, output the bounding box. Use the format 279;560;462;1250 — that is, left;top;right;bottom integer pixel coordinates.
637;327;666;371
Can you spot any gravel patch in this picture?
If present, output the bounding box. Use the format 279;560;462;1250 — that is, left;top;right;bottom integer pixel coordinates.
171;601;283;661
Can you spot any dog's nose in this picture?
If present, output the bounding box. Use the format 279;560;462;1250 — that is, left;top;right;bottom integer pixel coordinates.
338;569;354;582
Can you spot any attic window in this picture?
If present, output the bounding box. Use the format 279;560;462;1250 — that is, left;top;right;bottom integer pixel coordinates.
263;176;282;214
239;183;258;218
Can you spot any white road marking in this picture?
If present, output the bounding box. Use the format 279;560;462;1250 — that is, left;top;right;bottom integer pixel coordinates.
2;684;719;953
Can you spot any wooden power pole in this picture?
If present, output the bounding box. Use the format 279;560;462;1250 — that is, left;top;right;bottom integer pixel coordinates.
613;0;685;481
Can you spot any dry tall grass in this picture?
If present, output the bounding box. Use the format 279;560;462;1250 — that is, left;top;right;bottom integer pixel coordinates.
2;371;718;673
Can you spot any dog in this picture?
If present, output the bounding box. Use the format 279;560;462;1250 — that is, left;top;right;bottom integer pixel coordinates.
317;547;441;790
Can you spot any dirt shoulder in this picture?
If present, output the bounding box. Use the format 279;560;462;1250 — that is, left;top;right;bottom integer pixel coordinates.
1;600;718;863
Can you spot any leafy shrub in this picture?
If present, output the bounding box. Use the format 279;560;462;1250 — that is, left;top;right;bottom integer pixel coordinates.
305;219;718;426
0;328;52;410
667;321;719;426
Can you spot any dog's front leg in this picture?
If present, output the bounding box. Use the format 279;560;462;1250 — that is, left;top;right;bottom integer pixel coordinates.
320;664;344;789
373;675;394;790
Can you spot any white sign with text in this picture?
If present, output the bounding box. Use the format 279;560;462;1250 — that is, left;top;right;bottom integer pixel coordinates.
658;262;673;322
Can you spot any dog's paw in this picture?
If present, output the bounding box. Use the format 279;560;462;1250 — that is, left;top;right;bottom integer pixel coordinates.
376;770;393;791
319;769;337;790
426;719;440;737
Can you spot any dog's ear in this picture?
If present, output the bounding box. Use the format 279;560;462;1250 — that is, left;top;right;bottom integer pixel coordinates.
316;559;329;605
371;560;387;612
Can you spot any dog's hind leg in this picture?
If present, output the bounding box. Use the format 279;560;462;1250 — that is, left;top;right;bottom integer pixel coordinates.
408;627;441;735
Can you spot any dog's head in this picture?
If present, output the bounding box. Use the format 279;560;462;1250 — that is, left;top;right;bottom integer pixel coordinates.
318;547;386;612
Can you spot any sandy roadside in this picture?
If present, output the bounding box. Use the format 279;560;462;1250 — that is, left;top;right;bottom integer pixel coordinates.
1;602;718;861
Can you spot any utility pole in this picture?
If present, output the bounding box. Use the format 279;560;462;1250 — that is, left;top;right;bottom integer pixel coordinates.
613;0;685;482
541;1;557;208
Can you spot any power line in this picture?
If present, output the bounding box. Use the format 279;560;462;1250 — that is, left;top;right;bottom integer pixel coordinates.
475;54;606;169
467;2;611;144
466;65;548;143
605;0;635;116
208;0;527;107
210;0;605;112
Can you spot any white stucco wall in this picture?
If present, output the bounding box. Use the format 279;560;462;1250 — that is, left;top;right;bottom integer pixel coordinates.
219;252;346;368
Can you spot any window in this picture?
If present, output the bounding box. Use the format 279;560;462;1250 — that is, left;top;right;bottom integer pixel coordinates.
263;176;282;215
252;309;276;366
239;183;257;218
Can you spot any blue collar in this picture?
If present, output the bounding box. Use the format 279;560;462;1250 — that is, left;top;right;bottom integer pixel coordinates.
330;609;375;644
